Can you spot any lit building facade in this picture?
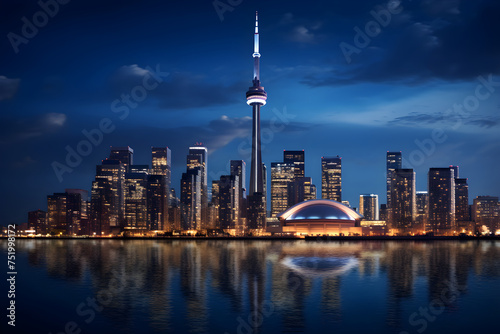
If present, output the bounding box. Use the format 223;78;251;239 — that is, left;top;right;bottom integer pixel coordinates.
28;209;47;234
390;169;416;232
109;146;134;172
271;162;295;217
90;159;125;234
277;200;362;236
359;194;379;221
321;156;342;202
473;196;500;233
124;167;149;230
455;178;469;223
428;167;456;234
416;191;429;232
219;174;240;230
180;169;201;230
386;151;402;226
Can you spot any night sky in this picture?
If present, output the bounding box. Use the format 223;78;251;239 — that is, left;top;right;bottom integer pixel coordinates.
1;0;500;225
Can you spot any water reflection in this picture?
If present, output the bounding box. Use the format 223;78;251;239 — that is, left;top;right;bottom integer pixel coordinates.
16;240;500;334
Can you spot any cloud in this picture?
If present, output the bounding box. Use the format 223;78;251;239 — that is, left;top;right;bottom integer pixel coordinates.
421;0;461;15
0;76;20;101
303;0;500;86
290;26;317;44
387;112;500;129
0;112;67;145
109;65;243;110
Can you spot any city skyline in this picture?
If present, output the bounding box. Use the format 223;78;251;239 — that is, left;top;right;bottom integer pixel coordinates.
2;0;500;225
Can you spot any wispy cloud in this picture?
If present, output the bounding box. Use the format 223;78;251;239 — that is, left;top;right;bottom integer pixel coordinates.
0;76;20;101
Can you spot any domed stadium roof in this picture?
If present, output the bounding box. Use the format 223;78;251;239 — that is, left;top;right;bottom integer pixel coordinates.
277;199;362;221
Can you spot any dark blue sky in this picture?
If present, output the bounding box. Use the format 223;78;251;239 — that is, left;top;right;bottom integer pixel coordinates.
1;0;500;224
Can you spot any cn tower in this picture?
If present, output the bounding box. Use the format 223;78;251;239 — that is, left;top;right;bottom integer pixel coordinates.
246;11;267;196
246;11;267;230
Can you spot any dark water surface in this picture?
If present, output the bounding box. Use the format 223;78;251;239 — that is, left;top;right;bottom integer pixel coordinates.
3;239;500;334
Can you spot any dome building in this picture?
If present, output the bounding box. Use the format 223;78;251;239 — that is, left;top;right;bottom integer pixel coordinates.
276;199;363;236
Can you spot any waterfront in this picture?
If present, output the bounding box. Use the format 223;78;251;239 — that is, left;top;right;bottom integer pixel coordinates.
4;240;500;333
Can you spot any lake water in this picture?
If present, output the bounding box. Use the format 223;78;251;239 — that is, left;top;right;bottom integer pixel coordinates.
5;239;500;334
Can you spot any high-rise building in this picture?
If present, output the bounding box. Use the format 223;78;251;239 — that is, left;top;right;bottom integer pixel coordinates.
65;189;88;235
416;191;429;232
455;178;469;223
147;174;168;231
187;145;208;226
109;146;134;172
449;165;459;178
473;196;500;233
230;160;246;229
359;194;379;221
390;169;416;232
151;146;172;203
28;209;47;234
47;190;87;235
283;150;305;179
283;150;315;207
90;159;125;235
428;167;456;234
124;166;149;231
219;175;240;230
270;162;295;217
293;177;316;203
180;169;201;230
386;151;402;222
151;147;172;176
246;12;268;230
321;156;342;202
47;193;67;233
210;180;220;228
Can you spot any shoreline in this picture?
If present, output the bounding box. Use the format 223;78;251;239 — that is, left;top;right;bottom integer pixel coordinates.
2;235;500;241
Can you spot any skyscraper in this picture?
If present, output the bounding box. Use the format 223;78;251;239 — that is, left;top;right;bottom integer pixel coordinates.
210;180;220;228
416;191;429;232
359;194;379;221
180;169;201;230
428;167;456;234
187;145;208;226
151;147;172;176
90;159;125;235
455;178;469;224
246;12;267;230
284;150;312;207
283;150;305;179
390;169;416;232
219;174;240;231
230;160;246;229
124;166;149;231
321;156;342;202
386;151;402;221
270;162;295;217
109;146;134;172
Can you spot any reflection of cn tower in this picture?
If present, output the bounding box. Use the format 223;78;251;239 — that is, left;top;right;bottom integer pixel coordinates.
246;11;267;229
